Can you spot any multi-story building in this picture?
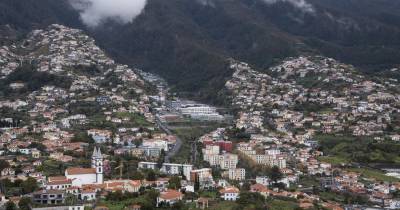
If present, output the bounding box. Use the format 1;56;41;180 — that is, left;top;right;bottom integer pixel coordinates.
228;168;246;181
33;189;65;205
204;152;238;169
248;154;287;168
161;163;193;179
138;162;193;180
138;162;158;170
190;168;214;188
219;153;238;169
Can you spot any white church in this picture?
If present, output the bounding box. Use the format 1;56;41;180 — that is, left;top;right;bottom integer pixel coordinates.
65;147;104;187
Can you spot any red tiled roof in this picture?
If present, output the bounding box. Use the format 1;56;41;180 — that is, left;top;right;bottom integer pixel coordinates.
66;167;96;175
220;187;240;194
48;179;72;185
250;184;268;192
159;190;183;200
48;176;67;182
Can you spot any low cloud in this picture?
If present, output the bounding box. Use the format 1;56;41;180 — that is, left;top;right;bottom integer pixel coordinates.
69;0;147;27
262;0;314;13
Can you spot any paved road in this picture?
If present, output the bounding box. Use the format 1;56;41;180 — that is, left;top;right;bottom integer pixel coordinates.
156;118;182;162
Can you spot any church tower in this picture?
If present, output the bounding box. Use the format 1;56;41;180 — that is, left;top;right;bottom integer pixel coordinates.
92;147;104;184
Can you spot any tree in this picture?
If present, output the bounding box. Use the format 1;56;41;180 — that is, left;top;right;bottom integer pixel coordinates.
106;190;124;201
0;178;13;188
28;142;46;152
269;166;283;184
168;176;181;190
172;201;184;209
236;192;266;207
133;138;142;147
0;160;10;171
131;171;144;180
194;178;200;192
5;201;16;210
71;132;93;143
18;197;32;210
21;177;38;194
65;194;78;206
241;182;251;191
157;149;166;168
146;170;156;181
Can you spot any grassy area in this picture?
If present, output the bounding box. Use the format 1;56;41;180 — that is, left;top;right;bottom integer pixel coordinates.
317;107;335;114
315;134;400;164
267;199;299;210
347;168;400;182
317;156;349;165
209;201;239;210
198;190;218;199
319;191;345;203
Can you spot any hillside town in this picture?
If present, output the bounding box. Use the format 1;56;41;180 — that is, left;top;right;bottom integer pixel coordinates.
0;24;400;210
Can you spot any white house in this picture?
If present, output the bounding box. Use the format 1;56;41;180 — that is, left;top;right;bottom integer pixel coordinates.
220;187;240;201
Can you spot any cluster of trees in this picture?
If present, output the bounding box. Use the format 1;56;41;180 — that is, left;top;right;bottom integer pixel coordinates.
0;159;10;172
4;197;32;210
235;192;268;210
104;189;159;210
70;132;93;144
0;177;38;196
238;153;284;185
225;127;251;141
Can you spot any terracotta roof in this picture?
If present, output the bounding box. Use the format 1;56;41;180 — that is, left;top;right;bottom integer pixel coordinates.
66;167;96;175
106;182;124;188
82;188;96;193
33;189;64;195
220;187;240;194
159;190;183;200
48;179;72;185
250;184;268;192
83;183;105;189
129;180;141;187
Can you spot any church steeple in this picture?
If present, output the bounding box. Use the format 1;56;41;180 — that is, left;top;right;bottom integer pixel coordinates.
92;147;98;157
91;147;104;184
92;147;102;158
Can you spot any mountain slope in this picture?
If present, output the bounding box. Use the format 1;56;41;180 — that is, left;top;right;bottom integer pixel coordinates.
0;0;82;31
1;0;400;103
91;0;303;101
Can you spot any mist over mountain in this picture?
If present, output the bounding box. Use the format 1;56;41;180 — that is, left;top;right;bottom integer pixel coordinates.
69;0;147;27
1;0;400;102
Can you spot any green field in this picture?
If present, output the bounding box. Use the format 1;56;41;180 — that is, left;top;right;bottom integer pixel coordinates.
315;134;400;164
317;156;349;165
267;199;299;210
347;168;400;182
